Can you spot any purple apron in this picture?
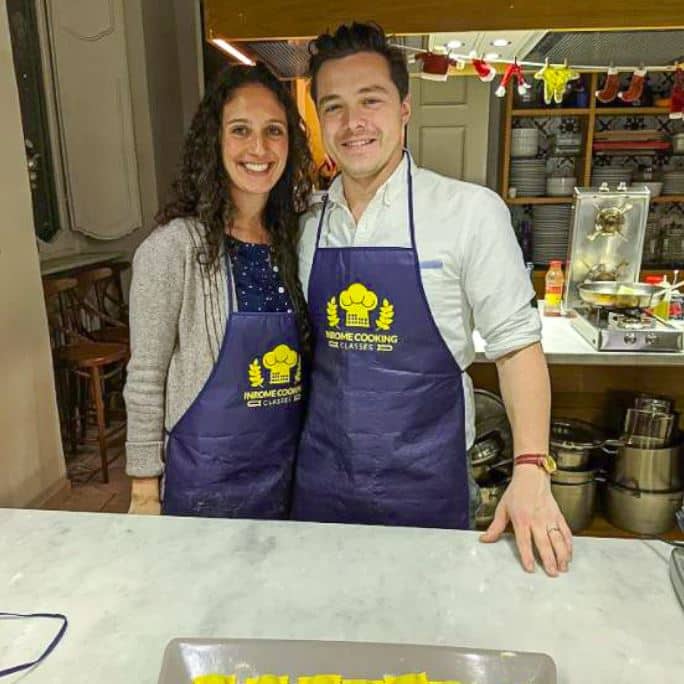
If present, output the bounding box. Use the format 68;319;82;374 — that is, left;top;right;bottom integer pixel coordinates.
162;253;303;518
292;156;469;529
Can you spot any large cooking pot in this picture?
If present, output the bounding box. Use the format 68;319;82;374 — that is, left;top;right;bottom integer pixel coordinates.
474;470;510;530
610;442;683;492
469;433;512;482
604;482;684;535
550;418;605;470
550;468;597;533
578;281;667;309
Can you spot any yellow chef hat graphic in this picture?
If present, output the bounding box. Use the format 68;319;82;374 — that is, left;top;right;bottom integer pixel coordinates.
262;344;298;385
339;282;378;328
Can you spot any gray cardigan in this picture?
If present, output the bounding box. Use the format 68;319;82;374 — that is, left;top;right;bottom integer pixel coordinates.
123;218;232;477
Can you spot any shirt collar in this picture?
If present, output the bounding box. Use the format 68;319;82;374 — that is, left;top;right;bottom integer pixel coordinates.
326;152;413;210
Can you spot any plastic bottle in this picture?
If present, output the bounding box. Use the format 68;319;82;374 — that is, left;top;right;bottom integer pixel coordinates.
544;260;564;317
652;274;671;320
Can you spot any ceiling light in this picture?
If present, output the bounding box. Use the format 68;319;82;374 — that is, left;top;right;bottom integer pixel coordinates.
211;39;255;66
485;52;500;61
491;39;511;47
447;40;465;49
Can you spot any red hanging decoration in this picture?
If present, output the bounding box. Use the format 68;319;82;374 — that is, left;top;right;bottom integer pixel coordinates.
618;67;647;103
495;61;531;97
670;64;684;119
469;51;496;82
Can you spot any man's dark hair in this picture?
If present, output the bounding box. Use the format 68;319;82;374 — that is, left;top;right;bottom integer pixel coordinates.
308;22;409;103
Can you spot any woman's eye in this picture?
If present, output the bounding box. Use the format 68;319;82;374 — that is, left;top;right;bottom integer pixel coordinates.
231;126;249;136
268;126;285;136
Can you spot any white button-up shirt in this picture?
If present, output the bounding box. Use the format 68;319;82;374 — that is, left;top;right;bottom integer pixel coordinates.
298;154;542;448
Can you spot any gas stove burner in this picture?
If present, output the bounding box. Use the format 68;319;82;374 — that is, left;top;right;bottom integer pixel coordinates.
608;311;657;331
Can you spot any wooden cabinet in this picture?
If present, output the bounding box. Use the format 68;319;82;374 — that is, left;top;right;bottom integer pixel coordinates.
46;0;142;240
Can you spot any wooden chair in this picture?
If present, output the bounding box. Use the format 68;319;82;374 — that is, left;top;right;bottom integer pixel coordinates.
43;276;128;483
73;267;130;346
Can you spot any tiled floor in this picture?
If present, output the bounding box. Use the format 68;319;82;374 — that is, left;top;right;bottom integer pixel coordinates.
43;432;131;514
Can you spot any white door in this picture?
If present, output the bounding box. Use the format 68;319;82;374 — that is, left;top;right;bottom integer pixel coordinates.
407;76;490;185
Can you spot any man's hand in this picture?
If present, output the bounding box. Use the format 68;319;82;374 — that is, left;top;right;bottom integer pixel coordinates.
479;466;573;576
128;477;161;515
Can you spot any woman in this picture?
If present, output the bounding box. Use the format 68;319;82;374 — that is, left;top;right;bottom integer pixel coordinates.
124;63;312;517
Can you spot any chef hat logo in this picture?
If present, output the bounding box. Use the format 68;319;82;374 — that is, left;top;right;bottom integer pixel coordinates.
262;344;298;385
339;283;378;328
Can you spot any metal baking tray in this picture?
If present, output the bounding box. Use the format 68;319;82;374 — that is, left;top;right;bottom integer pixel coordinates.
157;638;557;684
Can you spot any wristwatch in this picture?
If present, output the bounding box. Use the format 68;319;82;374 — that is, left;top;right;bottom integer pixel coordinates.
514;453;557;474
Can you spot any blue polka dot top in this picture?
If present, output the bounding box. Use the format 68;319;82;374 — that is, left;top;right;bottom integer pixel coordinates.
226;235;293;314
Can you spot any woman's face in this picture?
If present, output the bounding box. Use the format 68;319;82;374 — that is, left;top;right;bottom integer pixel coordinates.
222;83;289;199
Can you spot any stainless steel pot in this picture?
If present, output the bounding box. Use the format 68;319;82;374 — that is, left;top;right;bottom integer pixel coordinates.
623;408;675;448
550;418;604;470
469;434;508;482
578;281;667;309
475;474;509;530
634;394;674;414
610;443;683;492
604;482;684;535
550;467;597;533
551;480;596;532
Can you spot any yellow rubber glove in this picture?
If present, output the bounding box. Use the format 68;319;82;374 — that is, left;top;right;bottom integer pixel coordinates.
534;64;580;104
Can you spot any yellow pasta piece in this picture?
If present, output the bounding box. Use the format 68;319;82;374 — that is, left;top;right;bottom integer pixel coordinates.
299;674;342;684
246;676;289;684
384;674;429;684
193;675;235;684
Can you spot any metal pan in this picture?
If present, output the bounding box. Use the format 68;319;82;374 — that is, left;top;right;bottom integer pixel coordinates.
158;638;557;684
577;281;667;309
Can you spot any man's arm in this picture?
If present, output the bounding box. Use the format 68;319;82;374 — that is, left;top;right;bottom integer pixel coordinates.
479;342;573;576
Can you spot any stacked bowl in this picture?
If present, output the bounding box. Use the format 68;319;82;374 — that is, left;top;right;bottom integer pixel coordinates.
511;127;540;158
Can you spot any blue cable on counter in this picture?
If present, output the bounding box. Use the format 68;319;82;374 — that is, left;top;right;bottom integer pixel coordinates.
0;612;68;677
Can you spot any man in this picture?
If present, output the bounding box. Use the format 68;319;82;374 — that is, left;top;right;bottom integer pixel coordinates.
292;23;572;577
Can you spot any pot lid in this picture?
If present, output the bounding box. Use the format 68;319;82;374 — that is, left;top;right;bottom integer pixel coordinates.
550;418;605;450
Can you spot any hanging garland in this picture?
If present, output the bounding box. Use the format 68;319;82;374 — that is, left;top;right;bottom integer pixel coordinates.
402;44;684;119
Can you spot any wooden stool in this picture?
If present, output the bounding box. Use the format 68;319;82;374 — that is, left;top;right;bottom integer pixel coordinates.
43;277;128;483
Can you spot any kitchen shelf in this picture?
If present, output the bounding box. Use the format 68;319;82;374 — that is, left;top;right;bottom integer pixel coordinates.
594;106;671;115
653;195;684;203
506;196;574;205
512;107;590;117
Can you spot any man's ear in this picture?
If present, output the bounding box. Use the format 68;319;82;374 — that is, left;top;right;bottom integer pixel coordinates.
400;93;411;125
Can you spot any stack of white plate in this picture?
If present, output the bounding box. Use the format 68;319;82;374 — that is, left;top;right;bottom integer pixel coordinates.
662;223;684;262
511;128;540;158
663;171;684;195
591;167;632;188
532;205;572;265
510;159;546;196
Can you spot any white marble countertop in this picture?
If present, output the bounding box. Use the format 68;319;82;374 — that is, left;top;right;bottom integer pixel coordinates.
473;308;684;366
0;509;682;683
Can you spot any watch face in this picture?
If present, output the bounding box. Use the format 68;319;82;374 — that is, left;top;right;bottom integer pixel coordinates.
543;454;558;474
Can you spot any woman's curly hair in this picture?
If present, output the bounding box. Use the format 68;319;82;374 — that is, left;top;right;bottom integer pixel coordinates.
156;62;313;353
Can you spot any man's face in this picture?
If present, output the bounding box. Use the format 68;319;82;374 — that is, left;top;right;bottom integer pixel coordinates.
315;52;410;183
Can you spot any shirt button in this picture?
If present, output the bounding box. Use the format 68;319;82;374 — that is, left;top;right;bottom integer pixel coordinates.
278;286;284;294
273;265;279;272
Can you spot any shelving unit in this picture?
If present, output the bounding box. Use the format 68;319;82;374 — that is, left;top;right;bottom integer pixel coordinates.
500;73;682;206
